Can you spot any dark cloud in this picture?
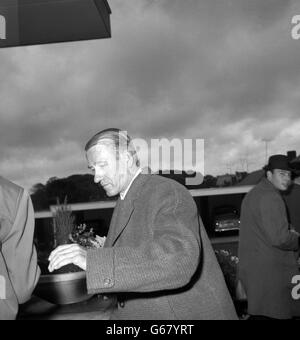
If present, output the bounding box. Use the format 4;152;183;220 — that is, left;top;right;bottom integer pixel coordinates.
0;0;300;188
156;0;292;30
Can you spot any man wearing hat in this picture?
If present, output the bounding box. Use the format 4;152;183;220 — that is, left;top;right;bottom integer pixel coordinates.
238;155;300;319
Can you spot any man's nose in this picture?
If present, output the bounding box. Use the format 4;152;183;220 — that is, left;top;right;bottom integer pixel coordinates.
94;169;103;183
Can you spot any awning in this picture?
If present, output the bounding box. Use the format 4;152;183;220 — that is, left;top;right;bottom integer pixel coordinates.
0;0;111;48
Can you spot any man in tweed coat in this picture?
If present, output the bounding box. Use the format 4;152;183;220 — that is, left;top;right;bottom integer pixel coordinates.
49;129;237;320
0;176;40;320
238;155;300;319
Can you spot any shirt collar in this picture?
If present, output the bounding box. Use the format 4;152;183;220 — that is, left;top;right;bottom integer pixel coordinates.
120;168;143;200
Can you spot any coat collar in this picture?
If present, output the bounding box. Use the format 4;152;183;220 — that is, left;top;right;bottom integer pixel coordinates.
105;173;150;246
120;172;149;204
259;177;282;196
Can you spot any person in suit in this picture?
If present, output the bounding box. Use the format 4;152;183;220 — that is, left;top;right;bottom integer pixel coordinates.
0;176;40;320
49;128;237;320
284;167;300;234
238;155;300;320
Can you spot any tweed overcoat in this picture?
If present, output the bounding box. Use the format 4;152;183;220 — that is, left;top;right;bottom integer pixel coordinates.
238;178;299;319
0;176;40;320
87;174;237;320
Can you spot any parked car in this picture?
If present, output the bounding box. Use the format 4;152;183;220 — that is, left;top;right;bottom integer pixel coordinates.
212;205;240;233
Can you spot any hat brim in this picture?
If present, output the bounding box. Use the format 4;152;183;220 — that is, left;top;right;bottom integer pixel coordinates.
264;165;294;172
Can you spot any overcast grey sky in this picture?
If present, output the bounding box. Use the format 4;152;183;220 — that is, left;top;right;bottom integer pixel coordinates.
1;0;300;190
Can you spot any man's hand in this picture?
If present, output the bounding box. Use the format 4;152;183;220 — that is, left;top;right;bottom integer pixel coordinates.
48;244;87;272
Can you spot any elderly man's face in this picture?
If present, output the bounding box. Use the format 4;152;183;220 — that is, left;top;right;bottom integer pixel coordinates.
268;169;291;191
86;143;129;197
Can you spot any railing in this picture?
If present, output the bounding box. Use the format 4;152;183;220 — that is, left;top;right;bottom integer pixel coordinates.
34;185;253;219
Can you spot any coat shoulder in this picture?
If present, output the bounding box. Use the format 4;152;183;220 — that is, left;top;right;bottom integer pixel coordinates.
0;176;23;201
244;180;276;205
0;177;24;221
136;175;197;215
141;174;193;200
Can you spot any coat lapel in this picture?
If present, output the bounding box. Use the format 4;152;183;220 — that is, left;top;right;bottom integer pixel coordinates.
110;198;135;246
106;173;149;247
104;199;122;247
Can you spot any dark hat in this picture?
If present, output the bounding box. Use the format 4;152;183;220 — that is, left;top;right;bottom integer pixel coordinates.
265;155;292;172
290;155;300;171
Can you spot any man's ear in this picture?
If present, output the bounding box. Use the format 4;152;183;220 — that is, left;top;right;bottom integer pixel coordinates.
126;151;135;168
266;170;273;181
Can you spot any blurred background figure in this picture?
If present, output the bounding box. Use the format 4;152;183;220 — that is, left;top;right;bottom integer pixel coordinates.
0;176;40;320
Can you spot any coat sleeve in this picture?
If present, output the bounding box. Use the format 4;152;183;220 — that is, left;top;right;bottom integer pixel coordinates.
1;189;40;304
86;183;201;294
259;193;299;251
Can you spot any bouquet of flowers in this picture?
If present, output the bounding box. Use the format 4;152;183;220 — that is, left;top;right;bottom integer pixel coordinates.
69;223;106;249
214;249;239;298
49;198;106;274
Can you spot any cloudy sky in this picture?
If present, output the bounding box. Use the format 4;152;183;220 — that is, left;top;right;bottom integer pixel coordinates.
1;0;300;190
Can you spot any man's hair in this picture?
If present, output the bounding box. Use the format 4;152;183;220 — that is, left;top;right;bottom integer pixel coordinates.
85;128;140;166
